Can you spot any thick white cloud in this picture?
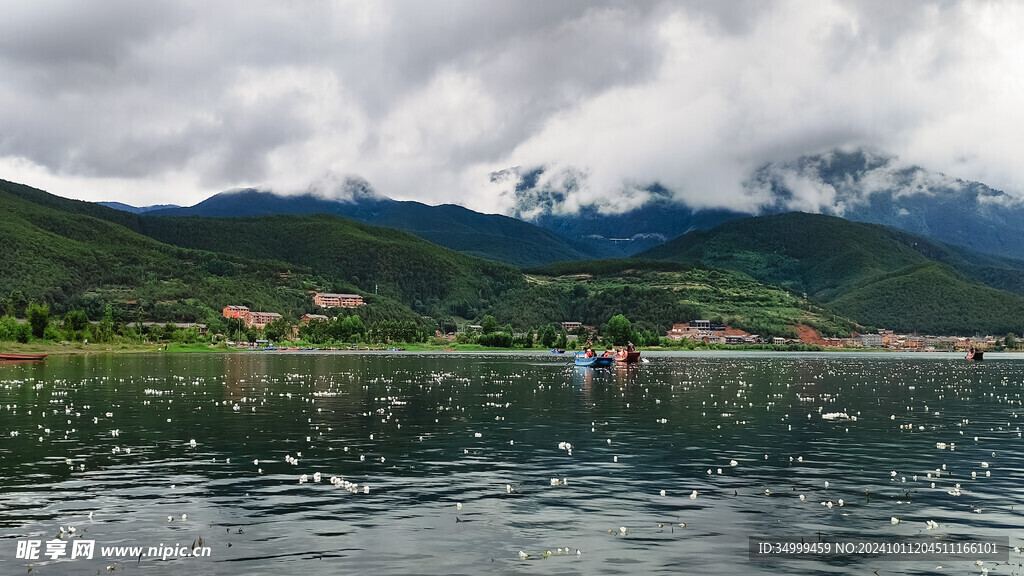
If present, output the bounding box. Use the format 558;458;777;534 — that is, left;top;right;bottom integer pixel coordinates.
1;1;1022;211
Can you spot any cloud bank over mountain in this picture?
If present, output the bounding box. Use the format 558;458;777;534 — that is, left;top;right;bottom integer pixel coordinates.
1;1;1022;213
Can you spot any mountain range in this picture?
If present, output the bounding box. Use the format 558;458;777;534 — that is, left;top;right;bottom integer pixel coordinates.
507;148;1024;261
7;145;1024;337
129;185;594;268
104;148;1024;268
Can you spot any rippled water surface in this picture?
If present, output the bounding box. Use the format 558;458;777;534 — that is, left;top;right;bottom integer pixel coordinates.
2;351;1024;575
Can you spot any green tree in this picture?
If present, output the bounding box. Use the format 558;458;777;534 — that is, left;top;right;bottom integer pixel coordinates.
26;302;50;339
7;290;27;318
15;323;30;343
97;305;115;342
606;314;633;346
554;330;567;350
481;315;498;335
539;324;558;348
1006;333;1017;349
264;317;293;342
64;310;90;333
341;315;366;340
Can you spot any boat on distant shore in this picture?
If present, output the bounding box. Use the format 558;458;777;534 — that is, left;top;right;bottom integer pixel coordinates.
0;353;48;361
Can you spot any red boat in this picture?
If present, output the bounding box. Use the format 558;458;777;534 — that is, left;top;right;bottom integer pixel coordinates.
615;350;641;363
0;353;48;361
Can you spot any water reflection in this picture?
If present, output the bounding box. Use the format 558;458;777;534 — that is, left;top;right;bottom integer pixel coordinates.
1;352;1022;575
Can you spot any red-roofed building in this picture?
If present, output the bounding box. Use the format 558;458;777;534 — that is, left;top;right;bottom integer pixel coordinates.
313;293;365;308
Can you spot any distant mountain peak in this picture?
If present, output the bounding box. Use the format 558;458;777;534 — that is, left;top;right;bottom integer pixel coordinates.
742;148;987;216
98;201;181;214
302;173;383;204
494;165;675;221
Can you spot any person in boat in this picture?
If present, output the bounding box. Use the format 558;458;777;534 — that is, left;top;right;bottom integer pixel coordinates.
626;341;635;353
585;346;595;358
603;348;614;357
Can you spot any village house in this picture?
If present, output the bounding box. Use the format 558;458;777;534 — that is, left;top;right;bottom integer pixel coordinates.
301;314;329;324
668;320;727;341
561;321;583;332
860;333;883;347
222;305;249;321
246;311;282;329
313;293;365;308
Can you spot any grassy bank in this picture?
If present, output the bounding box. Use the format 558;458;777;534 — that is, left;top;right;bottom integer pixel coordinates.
0;340;241;355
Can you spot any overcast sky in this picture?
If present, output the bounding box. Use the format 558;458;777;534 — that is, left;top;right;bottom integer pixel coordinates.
2;0;1022;214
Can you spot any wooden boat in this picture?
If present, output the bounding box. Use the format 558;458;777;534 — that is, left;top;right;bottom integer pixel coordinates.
966;350;984;361
615;350;641;363
574;352;614;367
0;353;48;361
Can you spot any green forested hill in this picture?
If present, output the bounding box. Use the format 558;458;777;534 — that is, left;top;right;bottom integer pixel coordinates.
641;212;1024;334
0;179;523;322
0;184;342;323
829;262;1024;335
127;213;525;318
489;259;858;338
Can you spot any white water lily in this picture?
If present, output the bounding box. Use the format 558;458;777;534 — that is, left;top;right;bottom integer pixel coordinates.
690;490;698;500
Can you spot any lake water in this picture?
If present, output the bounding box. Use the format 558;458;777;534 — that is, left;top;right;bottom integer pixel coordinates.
1;351;1022;575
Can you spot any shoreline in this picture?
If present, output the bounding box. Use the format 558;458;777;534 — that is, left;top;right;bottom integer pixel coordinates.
0;340;1009;357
